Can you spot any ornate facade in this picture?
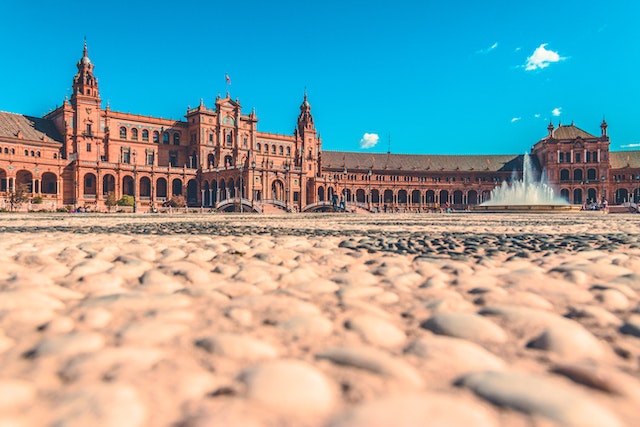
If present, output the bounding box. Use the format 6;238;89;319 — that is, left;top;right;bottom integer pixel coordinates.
1;44;639;212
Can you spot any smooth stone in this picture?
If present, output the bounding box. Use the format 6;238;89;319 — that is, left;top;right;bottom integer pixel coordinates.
77;307;113;329
70;259;114;278
238;359;336;417
326;392;497;427
527;321;605;359
25;332;105;358
551;362;640;400
53;383;146;427
195;333;278;361
225;307;253;326
138;269;184;293
0;379;35;410
229;295;320;323
338;286;384;300
457;370;622;427
620;316;640;337
279;315;333;338
59;347;165;382
316;345;423;388
0;290;64;311
117;320;188;345
566;305;622;327
421;312;507;343
406;335;505;374
595;289;630;311
345;314;406;347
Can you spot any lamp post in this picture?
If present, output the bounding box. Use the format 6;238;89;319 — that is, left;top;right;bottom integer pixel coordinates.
367;169;372;211
132;151;137;213
284;162;290;211
601;175;606;205
214;167;219;207
239;164;243;213
251;160;256;201
343;167;347;211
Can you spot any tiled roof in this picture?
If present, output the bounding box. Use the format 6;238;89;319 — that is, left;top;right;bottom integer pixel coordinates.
552;124;597;140
610;151;640;169
0;111;63;143
322;151;523;173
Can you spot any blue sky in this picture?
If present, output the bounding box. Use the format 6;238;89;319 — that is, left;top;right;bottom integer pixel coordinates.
1;0;639;154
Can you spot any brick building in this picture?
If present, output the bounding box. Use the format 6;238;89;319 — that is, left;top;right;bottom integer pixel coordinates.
1;44;639;212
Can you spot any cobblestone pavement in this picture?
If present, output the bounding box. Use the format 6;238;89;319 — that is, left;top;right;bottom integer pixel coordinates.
0;212;639;426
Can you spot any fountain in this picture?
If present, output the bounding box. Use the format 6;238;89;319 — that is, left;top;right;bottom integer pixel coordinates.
472;154;576;212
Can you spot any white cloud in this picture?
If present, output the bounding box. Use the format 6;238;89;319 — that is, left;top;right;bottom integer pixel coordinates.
511;117;521;123
525;44;564;71
359;133;379;149
552;107;562;116
477;42;498;54
621;143;640;148
534;113;541;118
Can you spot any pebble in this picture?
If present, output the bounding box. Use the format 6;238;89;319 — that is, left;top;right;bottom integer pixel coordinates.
316;345;424;388
345;314;406;347
53;383;146;427
406;335;505;374
326;392;498;427
279;315;334;338
25;332;105;358
421;312;508;343
619;315;640;337
457;370;623;427
527;321;605;359
195;333;278;361
551;361;640;400
117;320;188;345
238;359;337;417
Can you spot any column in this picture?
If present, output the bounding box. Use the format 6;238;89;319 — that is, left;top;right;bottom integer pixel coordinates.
209;189;213;207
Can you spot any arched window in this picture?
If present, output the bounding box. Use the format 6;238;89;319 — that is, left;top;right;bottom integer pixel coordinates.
173;133;180;145
587;168;597;180
279;146;284;155
560;169;570;181
272;145;276;154
257;143;261;152
286;146;291;156
120;126;127;139
3;147;7;154
131;128;139;140
36;151;41;157
163;132;170;144
10;148;15;155
24;149;28;156
142;129;149;141
30;151;35;157
153;131;159;143
226;131;233;145
264;144;269;153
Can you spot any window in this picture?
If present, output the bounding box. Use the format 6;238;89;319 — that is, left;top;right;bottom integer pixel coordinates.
146;151;154;166
163;132;170;144
209;133;213;143
191;133;196;143
86;143;92;152
559;152;564;162
264;144;269;153
24;150;28;156
243;137;247;148
586;151;591;162
257;143;261;152
169;150;178;167
120;127;127;139
286;146;291;156
272;145;276;154
10;148;14;155
575;153;581;163
142;129;149;142
153;131;159;143
30;151;35;157
3;147;7;154
173;133;180;145
131;128;139;141
226;132;232;146
122;148;131;164
86;123;92;136
84;175;93;188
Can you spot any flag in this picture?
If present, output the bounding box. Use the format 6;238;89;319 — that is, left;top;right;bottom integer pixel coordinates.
225;74;231;84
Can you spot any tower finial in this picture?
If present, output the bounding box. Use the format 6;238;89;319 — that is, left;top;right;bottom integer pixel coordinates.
83;36;88;57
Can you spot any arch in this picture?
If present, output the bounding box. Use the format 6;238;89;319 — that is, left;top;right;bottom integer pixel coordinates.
142;129;149;142
228;178;236;198
119;126;127;139
256;143;262;152
587;168;597;181
481;190;491;203
203;181;210;206
224;155;233;167
371;189;380;203
468;190;478;205
83;173;97;196
587;188;597;204
318;186;325;202
560;188;570;202
212;180;219;204
272;179;285;201
344;188;352;201
397;190;407;204
131;128;139;141
573;169;583;182
279;146;284;155
187;179;198;206
634;188;640;204
153;130;159;143
122;176;134;196
207;153;215;168
383;189;393;203
156;178;167;198
219;179;227;200
172;178;183;196
426;190;435;204
264;144;269;153
102;174;115;195
173;133;180;145
356;189;366;203
439;190;449;205
15;170;33;193
560;169;570;181
573;188;583;204
411;189;421;204
615;188;628;204
0;168;7;192
139;176;151;198
163;132;170;144
41;172;57;194
453;190;463;204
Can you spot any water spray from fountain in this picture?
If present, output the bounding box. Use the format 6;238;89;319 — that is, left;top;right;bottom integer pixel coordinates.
481;154;567;206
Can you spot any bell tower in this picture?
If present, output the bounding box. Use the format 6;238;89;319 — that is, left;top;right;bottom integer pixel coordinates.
68;39;103;160
296;91;320;176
